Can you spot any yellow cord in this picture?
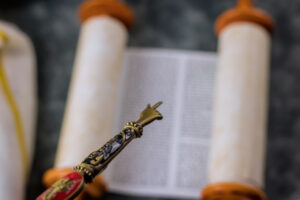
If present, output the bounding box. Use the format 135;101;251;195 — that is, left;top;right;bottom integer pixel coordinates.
0;31;8;43
0;31;29;178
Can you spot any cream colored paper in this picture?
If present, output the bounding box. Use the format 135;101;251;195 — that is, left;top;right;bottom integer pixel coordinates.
0;21;37;200
104;48;217;199
55;16;128;168
208;22;270;188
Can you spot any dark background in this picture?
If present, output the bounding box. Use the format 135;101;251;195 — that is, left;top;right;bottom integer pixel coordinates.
0;0;299;199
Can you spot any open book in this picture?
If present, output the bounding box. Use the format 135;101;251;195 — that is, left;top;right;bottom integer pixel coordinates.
103;48;217;199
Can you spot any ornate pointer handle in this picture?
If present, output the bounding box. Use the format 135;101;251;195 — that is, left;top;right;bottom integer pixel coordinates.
37;102;163;200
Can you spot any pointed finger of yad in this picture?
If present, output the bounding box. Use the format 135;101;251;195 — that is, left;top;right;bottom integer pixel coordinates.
152;101;163;109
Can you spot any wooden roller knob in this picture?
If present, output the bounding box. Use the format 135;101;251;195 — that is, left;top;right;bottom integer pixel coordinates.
215;0;273;35
201;182;266;200
79;0;135;29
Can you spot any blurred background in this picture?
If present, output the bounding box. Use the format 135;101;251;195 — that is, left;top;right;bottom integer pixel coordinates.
0;0;299;199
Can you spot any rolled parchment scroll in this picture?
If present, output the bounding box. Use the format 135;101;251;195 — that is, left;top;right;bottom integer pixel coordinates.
43;0;134;199
0;21;37;200
202;0;273;199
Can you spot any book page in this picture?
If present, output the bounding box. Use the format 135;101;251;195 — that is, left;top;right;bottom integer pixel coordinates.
103;48;216;199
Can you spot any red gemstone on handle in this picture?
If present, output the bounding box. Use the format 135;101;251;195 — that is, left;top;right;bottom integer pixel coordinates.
36;172;84;200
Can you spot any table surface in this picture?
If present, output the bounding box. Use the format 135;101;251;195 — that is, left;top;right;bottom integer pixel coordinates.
0;0;300;199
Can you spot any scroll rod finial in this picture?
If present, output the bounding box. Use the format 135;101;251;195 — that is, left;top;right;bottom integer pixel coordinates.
237;0;253;8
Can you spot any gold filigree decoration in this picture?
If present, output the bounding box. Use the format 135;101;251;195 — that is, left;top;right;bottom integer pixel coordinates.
43;178;73;200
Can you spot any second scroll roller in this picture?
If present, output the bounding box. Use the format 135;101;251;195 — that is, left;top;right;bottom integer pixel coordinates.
202;0;273;199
